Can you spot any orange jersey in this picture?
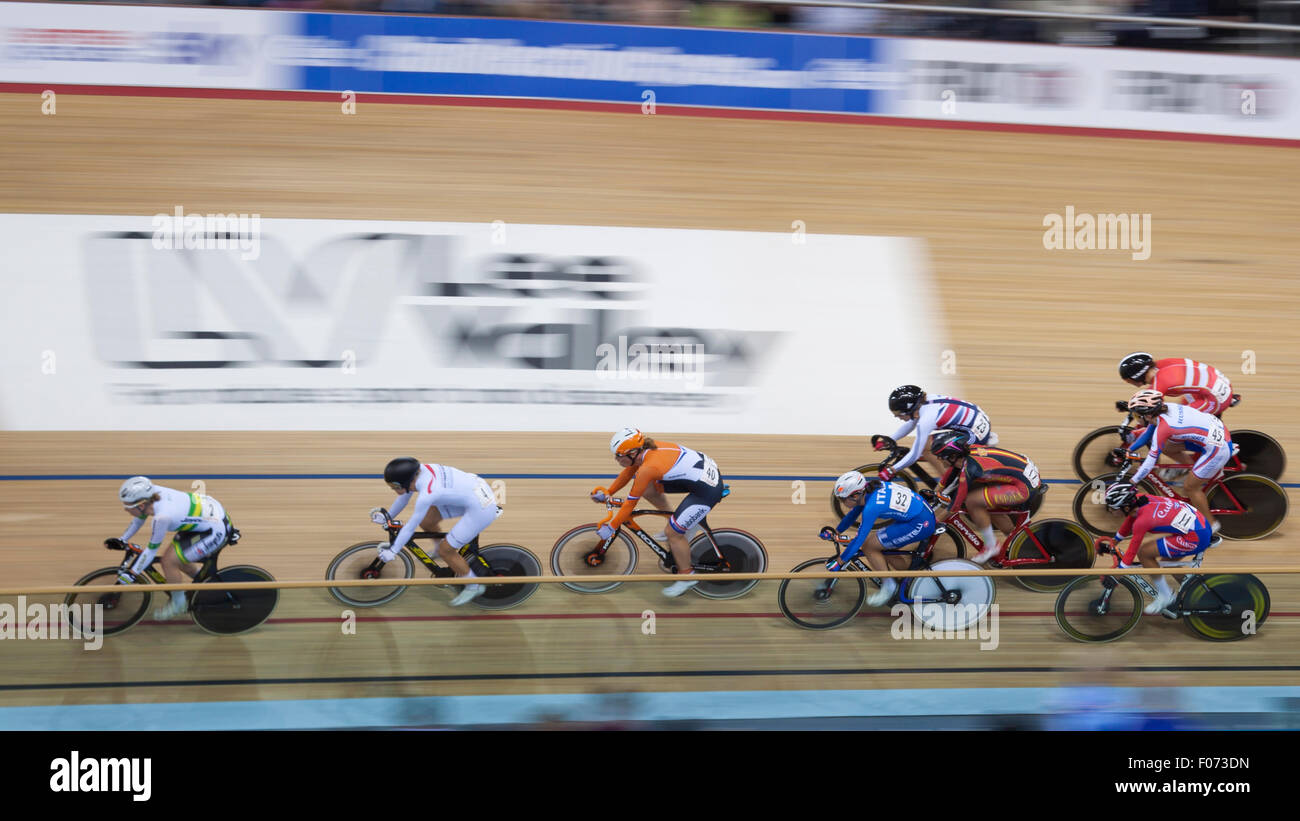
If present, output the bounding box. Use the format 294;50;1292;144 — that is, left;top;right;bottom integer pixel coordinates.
606;442;720;529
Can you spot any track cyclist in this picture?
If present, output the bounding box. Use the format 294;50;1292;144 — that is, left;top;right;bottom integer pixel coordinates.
375;457;503;606
1118;352;1237;417
1095;482;1221;614
824;471;938;606
593;427;725;598
111;476;240;620
876;385;998;480
1123;389;1231;532
930;432;1045;564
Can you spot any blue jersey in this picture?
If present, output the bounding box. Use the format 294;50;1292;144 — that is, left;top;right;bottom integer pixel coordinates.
835;483;935;562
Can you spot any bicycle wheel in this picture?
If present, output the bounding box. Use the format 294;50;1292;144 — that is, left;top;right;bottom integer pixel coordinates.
1072;472;1159;536
1005;518;1096;593
927;526;966;561
549;525;638;593
1209;473;1289;540
1054;575;1143;643
830;463;919;519
776;558;866;629
691;528;768;600
1073;426;1129;483
191;565;279;636
326;541;416;607
1231;430;1285;481
472;544;542;610
907;558;994;633
63;568;151;636
1183;574;1271;641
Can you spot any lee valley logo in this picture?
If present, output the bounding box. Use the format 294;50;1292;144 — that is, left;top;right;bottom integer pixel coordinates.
50;752;151;801
0;596;103;650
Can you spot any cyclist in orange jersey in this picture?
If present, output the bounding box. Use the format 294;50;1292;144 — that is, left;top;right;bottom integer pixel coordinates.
929;432;1045;564
592;427;725;598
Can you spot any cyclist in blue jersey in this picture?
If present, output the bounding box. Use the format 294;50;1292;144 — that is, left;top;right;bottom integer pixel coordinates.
822;470;938;606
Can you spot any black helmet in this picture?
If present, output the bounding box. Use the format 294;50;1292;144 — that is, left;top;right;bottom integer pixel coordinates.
1104;482;1139;512
383;457;421;490
1118;352;1155;381
930;431;971;461
888;385;925;414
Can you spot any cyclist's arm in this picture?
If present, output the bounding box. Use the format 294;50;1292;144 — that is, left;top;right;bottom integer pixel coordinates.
391;492;436;552
890;413;935;472
119;515;146;542
1130;421;1166;483
947;466;973;513
387;491;413;519
125;518;173;577
836;504;864;534
888;417;919;443
837;500;886;565
1120;517;1151;565
604;464;636;496
608;459;664;529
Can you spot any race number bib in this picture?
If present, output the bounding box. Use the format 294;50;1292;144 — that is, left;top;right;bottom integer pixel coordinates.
1170;507;1197;533
968;413;991;441
1023;460;1041;489
1212;373;1232;403
1207;425;1226;446
474;481;496;509
701;457;720;488
888;485;911;513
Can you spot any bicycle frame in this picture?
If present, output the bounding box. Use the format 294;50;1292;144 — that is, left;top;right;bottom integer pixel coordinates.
1096;548;1231;619
1137;471;1249;518
368;511;491;579
1103;412;1249;476
820;535;962;605
591;494;732;574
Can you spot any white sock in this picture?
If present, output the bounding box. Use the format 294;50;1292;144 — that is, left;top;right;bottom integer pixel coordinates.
173;592;186;606
1154;577;1172;599
978;526;996;552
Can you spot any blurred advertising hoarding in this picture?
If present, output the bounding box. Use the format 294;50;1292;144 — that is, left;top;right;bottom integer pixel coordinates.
0;215;943;433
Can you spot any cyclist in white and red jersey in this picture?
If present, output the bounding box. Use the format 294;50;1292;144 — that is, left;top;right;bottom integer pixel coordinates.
1125;390;1232;531
874;385;998;480
374;457;503;606
1118;352;1236;416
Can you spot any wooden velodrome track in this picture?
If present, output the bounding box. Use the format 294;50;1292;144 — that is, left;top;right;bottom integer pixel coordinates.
1;92;1299;713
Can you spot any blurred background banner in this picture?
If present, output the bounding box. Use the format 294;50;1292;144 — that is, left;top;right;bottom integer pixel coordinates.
3;2;1298;138
0;215;941;432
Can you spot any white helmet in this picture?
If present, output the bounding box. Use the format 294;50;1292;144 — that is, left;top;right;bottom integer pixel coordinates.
833;470;871;499
609;426;645;457
119;476;155;505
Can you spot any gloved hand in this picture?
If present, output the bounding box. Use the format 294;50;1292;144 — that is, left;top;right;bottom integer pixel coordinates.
872;438;890;452
1115;401;1130;413
934;489;953;507
590;487;608;503
377;544;399;563
818;526;839;542
825;557;842;572
1095;536;1116;554
596;523;615;541
104;538;126;551
878;467;894;482
369;507;387;526
116;570;134;585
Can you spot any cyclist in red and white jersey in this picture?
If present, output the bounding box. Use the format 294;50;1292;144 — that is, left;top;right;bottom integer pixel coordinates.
1118;352;1236;416
1125;390;1231;532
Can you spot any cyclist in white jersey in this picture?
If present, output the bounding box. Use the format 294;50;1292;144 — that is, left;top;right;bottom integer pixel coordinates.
1126;390;1233;530
373;457;503;606
877;385;998;480
112;476;237;621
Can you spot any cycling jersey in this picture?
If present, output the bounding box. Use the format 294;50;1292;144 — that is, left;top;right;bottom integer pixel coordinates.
1151;358;1233;416
940;446;1043;513
889;396;995;472
120;486;229;572
606;443;723;533
1129;404;1232;482
388;463;501;551
832;482;936;565
1113;497;1213;564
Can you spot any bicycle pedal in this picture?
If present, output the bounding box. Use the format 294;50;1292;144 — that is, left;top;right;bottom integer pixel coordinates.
1159;608;1178;620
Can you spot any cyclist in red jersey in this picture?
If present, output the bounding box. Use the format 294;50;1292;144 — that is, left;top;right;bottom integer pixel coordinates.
1118;352;1238;469
929;432;1045;564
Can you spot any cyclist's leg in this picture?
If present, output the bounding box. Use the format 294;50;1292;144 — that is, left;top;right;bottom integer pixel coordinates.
157;526;227;618
1186;445;1230;528
964;489;999;562
442;500;501;605
662;483;724;596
